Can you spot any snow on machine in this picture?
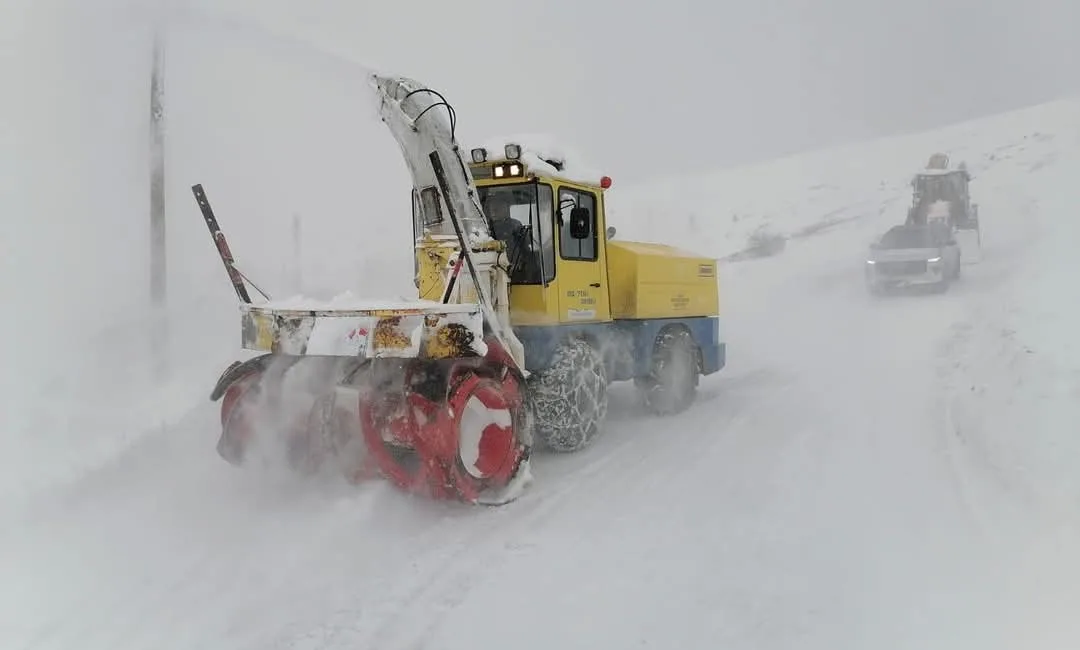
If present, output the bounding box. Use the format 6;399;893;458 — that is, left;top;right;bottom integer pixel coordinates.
905;152;982;263
194;74;727;505
865;222;961;295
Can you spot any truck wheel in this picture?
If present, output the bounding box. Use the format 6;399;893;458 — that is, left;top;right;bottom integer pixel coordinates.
528;338;608;453
636;328;699;416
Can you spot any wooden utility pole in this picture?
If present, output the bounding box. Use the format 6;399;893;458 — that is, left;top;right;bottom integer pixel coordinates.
150;30;168;378
291;213;303;293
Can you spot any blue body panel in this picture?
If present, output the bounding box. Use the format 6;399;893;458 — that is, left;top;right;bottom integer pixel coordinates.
513;316;725;381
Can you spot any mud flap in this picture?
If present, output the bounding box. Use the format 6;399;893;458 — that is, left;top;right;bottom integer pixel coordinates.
955;228;982;264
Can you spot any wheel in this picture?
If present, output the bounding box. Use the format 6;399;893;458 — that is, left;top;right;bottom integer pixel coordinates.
636;328;699;416
528;338;608;453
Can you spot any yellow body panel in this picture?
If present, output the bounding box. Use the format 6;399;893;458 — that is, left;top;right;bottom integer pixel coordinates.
506;285;561;326
415;235;458;302
605;241;719;320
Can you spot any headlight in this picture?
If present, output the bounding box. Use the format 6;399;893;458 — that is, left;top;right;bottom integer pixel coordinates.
504;143;521;160
471;148;487;163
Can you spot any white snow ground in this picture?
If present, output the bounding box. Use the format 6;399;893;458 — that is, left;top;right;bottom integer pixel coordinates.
5;98;1080;649
5;7;1080;645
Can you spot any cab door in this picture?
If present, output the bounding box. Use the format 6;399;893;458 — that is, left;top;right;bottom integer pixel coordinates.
555;185;611;323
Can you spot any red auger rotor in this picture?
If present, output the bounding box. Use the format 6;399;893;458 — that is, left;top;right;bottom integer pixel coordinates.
357;337;529;503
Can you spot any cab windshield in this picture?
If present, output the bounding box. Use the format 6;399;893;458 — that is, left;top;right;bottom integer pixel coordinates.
477;182;555;285
915;173;964;204
880;225;937;249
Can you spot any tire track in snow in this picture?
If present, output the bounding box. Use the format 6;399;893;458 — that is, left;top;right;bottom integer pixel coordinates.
281;369;787;649
930;188;1046;541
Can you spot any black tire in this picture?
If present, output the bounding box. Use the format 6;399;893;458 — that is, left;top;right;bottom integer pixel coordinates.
528;338;608;453
636;328;699;416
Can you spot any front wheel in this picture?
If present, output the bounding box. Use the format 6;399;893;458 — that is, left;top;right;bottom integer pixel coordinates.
528;338;609;453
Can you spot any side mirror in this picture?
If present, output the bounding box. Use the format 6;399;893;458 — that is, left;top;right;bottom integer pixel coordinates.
606;226;616;240
569;206;591;239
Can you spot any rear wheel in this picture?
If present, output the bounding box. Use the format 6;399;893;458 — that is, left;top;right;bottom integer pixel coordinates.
529;338;609;453
636;328;699;415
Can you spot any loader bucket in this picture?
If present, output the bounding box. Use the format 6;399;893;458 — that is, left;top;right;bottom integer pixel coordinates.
955;224;982;264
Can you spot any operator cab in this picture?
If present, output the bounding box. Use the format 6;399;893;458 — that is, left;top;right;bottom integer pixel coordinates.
478;181;553;285
909;165;973;228
464;142;611;289
462;140;615;324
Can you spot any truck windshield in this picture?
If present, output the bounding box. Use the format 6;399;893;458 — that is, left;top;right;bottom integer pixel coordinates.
477;182;555;285
880;226;936;249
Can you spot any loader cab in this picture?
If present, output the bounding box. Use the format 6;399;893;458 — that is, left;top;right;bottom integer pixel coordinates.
913;171;969;205
467;142;614;326
910;168;974;227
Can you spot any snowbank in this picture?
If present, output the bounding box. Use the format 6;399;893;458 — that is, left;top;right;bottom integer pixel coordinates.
943;130;1080;511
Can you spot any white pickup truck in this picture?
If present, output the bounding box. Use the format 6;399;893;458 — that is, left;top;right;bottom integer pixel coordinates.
864;223;961;295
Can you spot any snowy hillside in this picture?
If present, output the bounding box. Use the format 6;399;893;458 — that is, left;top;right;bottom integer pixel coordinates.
614;98;1080;513
4;89;1080;649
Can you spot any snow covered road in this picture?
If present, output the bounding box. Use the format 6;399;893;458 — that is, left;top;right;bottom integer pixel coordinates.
6;105;1080;649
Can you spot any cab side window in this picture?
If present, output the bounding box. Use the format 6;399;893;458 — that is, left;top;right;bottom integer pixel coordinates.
557;188;598;261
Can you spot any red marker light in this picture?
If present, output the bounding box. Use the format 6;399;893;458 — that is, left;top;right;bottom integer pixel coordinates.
600;176;612;189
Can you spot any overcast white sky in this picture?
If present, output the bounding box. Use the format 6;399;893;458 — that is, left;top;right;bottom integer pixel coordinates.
180;0;1080;182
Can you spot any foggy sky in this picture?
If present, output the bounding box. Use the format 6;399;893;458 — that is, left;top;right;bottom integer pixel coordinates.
193;0;1080;183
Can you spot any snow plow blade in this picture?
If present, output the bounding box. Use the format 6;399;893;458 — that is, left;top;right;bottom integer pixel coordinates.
955;227;982;264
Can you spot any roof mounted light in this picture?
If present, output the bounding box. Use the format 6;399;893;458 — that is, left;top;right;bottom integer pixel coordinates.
504;143;521;160
493;163;524;178
471;148;488;163
600;176;612;189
